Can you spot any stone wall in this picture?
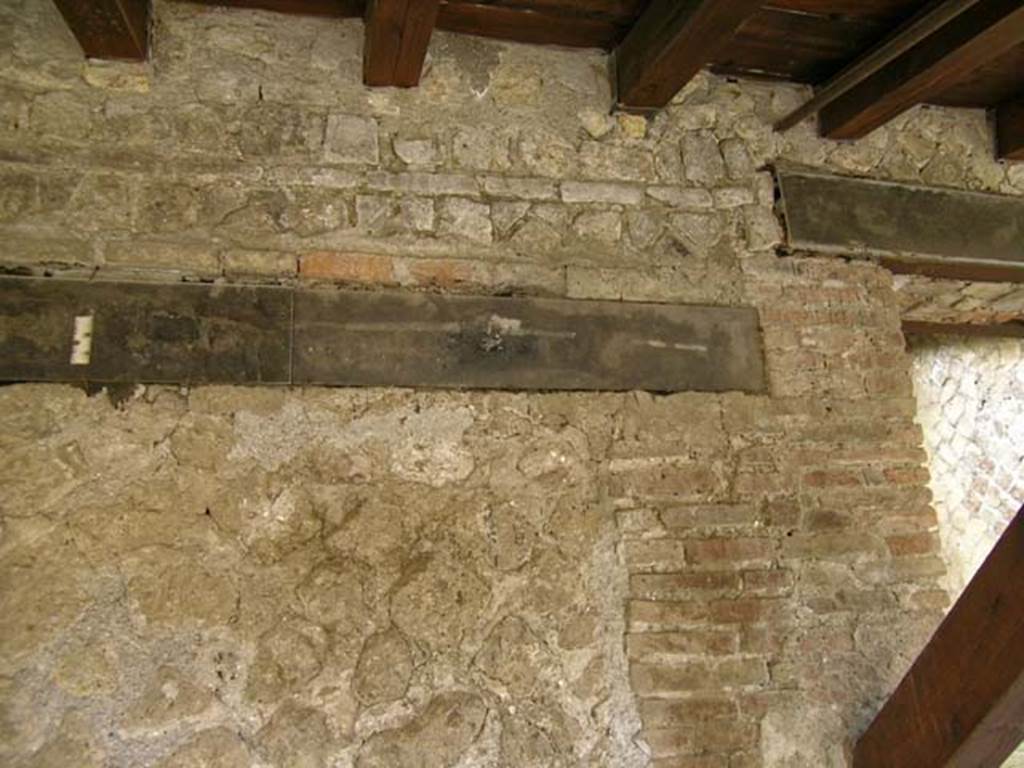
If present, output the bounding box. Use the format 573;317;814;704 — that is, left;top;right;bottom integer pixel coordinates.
1;0;1022;765
911;337;1024;597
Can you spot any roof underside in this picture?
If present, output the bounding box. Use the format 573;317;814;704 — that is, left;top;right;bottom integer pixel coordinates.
183;0;1024;109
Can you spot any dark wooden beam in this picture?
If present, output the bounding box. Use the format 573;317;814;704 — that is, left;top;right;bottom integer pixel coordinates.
0;276;767;394
997;98;1024;161
903;320;1024;339
178;0;363;16
854;506;1024;768
820;0;1024;139
614;0;762;111
363;0;441;88
881;257;1024;284
775;0;983;132
436;2;626;50
50;0;149;60
776;170;1024;282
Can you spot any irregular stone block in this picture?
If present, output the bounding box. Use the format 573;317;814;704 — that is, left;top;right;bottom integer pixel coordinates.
561;181;644;206
324;113;379;165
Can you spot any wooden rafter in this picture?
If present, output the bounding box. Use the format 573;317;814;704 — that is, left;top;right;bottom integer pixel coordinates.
775;0;984;132
50;0;149;60
363;0;441;88
854;505;1024;767
614;0;762;111
998;98;1024;160
820;0;1024;139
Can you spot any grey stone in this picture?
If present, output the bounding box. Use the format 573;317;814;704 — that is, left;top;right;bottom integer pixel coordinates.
580;142;656;182
482;176;558;201
356;692;488;767
626;210;665;250
393;137;439;167
353;629;414;707
366;172;478;197
439;197;492;243
579;108;615;139
491;201;530;238
713;187;755;209
239;104;324;158
453;127;512;171
324;114;379;165
256;702;330;768
573;210;622;243
647;186;713;209
561;181;643;206
682;131;726;186
282;187;350;236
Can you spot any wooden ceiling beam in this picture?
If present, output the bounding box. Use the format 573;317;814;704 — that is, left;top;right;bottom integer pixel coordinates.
50;0;149;60
853;505;1024;768
614;0;762;111
180;0;363;17
997;98;1024;161
820;0;1024;139
363;0;441;88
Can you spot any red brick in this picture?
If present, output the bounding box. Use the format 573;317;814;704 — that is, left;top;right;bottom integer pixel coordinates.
854;555;947;585
623;539;688;573
645;719;758;757
630;659;768;696
685;538;775;566
630;572;741;600
405;258;474;288
628;629;739;658
880;465;931;486
639;697;737;728
299;251;395;284
783;532;883;560
741;568;794;596
628;600;710;631
802;468;862;488
885;532;940;557
738;623;786;655
709;598;787;624
660;504;761;530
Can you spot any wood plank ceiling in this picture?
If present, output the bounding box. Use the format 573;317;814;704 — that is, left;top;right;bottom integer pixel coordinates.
51;0;1024;161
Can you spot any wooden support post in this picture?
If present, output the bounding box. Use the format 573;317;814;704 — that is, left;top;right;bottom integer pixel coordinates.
50;0;149;60
614;0;762;111
854;506;1024;768
819;0;1024;139
363;0;441;88
997;99;1024;161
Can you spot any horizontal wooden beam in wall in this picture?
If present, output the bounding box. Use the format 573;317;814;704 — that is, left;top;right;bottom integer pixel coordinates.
0;279;293;384
776;170;1024;282
51;0;149;60
903;320;1024;339
292;290;766;392
0;278;767;393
